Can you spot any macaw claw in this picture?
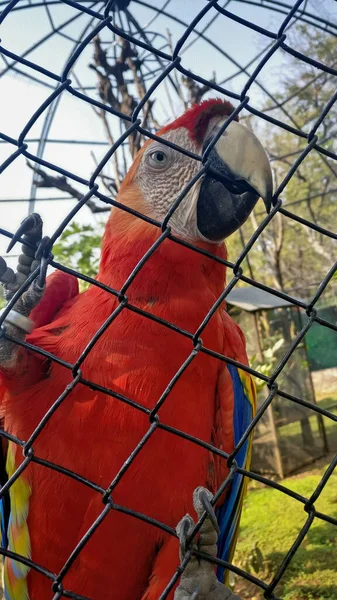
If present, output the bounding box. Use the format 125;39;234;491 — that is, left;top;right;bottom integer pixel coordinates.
0;213;47;369
36;236;52;287
178;514;194;556
174;487;241;600
7;213;43;253
2;213;46;299
0;256;16;285
198;488;220;535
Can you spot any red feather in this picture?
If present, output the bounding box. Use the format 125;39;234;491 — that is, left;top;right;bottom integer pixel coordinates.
2;227;250;600
30;270;79;328
159;98;238;144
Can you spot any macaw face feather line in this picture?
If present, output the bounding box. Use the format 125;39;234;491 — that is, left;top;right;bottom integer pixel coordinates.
137;127;203;242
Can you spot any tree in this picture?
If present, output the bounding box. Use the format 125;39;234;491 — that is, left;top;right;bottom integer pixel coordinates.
53;222;103;289
227;24;337;300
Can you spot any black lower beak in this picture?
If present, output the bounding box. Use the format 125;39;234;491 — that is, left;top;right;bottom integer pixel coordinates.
197;146;260;242
197;175;259;242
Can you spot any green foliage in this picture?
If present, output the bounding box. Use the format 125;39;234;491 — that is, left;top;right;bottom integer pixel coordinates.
0;289;5;309
250;339;284;392
53;221;103;289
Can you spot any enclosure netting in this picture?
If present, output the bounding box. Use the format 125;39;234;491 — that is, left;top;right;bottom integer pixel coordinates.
0;0;336;599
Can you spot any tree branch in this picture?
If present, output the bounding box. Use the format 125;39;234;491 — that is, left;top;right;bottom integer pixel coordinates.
26;162;110;214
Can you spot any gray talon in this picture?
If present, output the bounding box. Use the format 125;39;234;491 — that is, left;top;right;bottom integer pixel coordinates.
198;488;220;535
36;236;52;287
0;258;16;285
35;236;51;261
0;257;7;276
178;515;194;557
174;487;242;600
2;213;45;300
0;214;46;369
6;213;43;253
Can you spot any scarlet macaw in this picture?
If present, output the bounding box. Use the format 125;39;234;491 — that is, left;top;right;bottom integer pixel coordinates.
0;98;272;600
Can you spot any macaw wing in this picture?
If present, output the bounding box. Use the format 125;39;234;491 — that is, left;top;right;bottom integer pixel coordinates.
215;364;256;582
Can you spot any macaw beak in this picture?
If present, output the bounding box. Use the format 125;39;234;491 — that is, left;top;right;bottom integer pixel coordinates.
197;120;273;242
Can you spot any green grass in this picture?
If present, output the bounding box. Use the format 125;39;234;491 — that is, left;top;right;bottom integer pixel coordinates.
234;464;337;599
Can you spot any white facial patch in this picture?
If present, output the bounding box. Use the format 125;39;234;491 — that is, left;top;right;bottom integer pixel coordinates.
136;128;204;242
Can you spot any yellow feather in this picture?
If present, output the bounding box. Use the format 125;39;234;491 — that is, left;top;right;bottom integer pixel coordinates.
3;442;31;600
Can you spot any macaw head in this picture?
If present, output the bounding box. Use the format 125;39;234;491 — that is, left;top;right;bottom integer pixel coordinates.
113;98;272;246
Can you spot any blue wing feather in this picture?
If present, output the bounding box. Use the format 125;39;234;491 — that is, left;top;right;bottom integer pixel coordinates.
0;495;8;555
215;364;254;581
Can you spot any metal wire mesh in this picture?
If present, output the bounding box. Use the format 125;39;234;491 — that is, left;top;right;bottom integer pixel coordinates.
0;0;336;599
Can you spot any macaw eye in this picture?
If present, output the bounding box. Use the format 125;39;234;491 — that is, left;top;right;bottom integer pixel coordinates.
148;150;169;168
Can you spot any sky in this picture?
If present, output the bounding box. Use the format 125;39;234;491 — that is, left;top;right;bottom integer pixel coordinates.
0;0;336;268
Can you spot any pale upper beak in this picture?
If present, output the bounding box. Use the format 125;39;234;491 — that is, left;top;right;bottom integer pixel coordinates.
212;120;273;211
197;119;273;241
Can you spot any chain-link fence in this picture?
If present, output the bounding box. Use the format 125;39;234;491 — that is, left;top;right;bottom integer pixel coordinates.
0;1;336;599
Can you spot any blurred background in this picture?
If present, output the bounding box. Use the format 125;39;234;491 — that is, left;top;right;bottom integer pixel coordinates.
0;1;336;598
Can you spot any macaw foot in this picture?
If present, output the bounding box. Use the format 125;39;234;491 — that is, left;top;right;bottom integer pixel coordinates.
0;213;48;368
174;487;241;600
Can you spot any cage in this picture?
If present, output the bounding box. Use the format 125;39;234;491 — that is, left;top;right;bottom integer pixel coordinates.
226;286;334;478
